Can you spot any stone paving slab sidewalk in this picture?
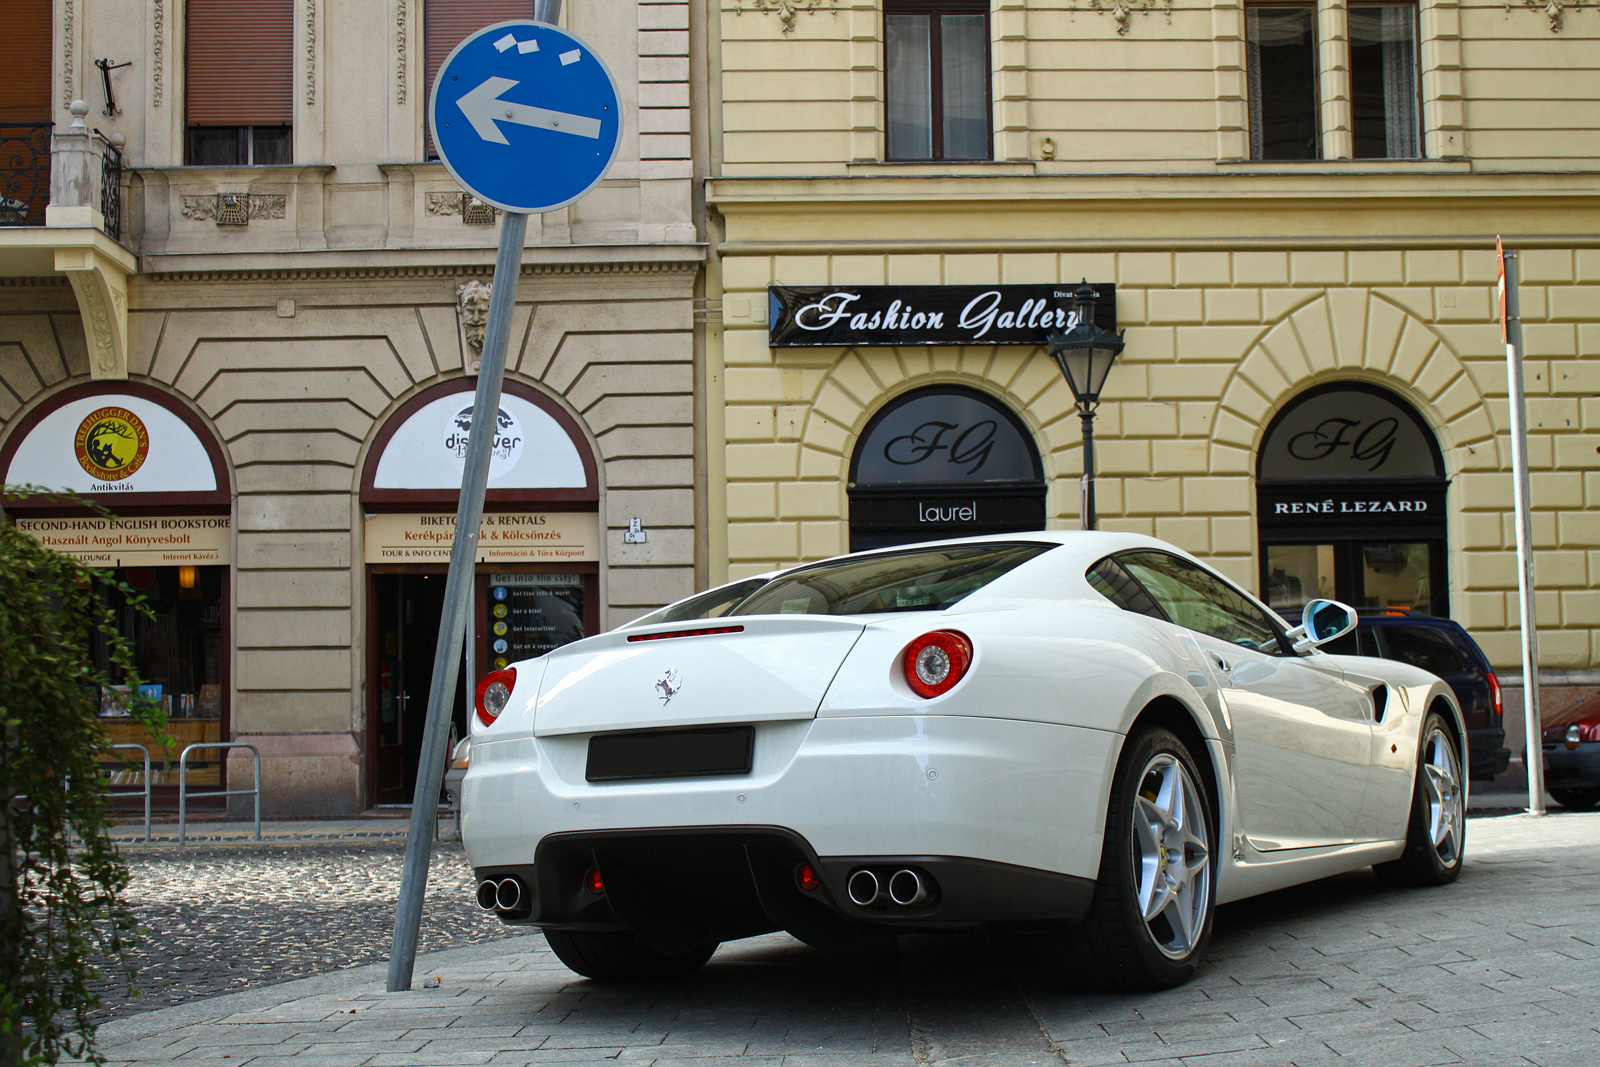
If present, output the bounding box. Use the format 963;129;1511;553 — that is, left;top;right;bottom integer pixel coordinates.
86;812;1599;1067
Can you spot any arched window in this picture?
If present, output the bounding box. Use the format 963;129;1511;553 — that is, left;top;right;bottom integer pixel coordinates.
848;386;1044;552
1256;382;1448;615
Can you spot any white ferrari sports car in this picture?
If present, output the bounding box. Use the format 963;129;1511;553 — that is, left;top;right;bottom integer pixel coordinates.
460;532;1467;989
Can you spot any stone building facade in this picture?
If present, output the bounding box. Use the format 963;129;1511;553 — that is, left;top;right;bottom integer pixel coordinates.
0;0;706;814
705;0;1600;747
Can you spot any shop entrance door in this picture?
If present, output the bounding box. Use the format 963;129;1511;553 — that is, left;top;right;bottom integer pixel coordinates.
369;571;465;806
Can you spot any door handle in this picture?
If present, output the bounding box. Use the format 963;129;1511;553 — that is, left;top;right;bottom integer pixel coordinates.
1213;656;1230;673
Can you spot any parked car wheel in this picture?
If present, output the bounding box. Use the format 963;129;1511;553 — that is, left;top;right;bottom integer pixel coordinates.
1374;712;1465;887
542;930;717;981
1549;788;1600;812
1038;726;1215;990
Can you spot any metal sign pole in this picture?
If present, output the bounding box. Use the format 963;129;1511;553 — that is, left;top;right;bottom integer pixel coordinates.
1500;243;1545;816
387;209;529;992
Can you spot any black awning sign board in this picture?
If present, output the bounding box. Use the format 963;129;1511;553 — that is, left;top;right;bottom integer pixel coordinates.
769;284;1116;348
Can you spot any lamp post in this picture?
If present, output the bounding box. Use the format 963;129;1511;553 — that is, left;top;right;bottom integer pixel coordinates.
1046;281;1126;531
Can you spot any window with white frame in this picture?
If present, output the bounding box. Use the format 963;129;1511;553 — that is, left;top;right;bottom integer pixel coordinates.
1246;1;1421;161
885;0;991;161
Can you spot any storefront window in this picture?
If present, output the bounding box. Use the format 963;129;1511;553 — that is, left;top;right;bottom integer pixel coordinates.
95;565;226;788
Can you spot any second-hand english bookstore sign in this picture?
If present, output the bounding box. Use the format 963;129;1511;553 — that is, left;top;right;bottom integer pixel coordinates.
768;284;1117;347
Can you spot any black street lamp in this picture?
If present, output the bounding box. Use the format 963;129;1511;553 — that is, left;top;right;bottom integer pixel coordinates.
1046;281;1126;531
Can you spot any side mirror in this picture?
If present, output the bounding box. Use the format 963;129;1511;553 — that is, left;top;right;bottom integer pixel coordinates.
1284;598;1357;654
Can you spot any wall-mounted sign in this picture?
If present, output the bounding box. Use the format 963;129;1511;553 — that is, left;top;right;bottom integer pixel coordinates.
3;393;220;494
486;573;586;667
768;284;1117;348
1257;484;1448;531
364;512;598;563
1258;385;1442;481
371;392;588;491
16;516;233;566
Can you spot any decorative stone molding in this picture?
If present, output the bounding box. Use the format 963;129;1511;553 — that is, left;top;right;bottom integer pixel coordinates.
735;0;835;35
54;243;133;380
1072;0;1173;35
426;192;500;223
180;194;288;223
152;0;164;107
396;0;408;104
143;260;702;283
1516;0;1579;32
456;280;492;357
305;0;318;106
62;1;76;108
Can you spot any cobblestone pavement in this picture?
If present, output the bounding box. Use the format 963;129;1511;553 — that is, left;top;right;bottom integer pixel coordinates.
94;841;529;1020
88;812;1599;1066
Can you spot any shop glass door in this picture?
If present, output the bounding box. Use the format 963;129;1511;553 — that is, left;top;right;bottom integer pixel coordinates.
370;571;463;806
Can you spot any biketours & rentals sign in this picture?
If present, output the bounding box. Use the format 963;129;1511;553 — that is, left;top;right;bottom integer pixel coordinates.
768;285;1117;347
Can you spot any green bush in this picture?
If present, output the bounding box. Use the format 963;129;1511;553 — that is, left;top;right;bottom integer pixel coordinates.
1;488;165;1066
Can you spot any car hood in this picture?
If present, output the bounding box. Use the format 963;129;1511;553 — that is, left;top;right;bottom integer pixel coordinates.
528;616;868;736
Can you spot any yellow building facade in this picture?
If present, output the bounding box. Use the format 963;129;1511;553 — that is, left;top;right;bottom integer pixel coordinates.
705;0;1600;736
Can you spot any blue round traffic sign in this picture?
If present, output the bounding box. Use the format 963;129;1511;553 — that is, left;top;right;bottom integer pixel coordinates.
429;21;621;214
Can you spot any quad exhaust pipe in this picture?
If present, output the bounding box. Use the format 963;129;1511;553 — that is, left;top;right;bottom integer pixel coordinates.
847;867;934;908
888;869;930;906
477;877;529;915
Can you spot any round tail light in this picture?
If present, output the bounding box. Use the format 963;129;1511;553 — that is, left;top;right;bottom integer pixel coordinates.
902;630;973;698
474;667;518;726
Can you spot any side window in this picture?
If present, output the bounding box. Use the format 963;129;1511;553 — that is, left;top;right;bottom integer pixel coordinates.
1118;551;1286;653
1087;557;1166;620
1378;625;1468;675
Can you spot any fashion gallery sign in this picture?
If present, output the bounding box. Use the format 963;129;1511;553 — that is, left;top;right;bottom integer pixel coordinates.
768;284;1117;347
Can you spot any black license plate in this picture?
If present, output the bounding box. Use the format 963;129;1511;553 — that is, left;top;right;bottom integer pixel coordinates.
585;725;754;783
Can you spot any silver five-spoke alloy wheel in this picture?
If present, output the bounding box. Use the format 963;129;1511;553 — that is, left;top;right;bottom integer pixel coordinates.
1420;722;1464;866
1131;753;1212;960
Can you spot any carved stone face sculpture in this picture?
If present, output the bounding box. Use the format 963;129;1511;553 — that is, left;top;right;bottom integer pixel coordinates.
456;280;492;356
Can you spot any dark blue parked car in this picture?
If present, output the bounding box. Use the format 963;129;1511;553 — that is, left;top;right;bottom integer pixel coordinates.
1322;609;1511;782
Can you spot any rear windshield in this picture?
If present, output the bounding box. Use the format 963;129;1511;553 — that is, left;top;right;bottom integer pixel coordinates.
729;543;1054;617
628;578;769;628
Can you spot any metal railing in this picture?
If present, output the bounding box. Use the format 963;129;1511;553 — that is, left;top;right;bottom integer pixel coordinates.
97;131;123;241
177;742;260;845
0;121;51;226
107;743;153;843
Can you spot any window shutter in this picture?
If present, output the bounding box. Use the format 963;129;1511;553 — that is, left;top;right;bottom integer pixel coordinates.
0;0;52;123
186;0;294;126
425;0;534;152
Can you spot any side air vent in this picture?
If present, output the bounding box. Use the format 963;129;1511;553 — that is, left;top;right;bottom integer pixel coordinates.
1371;685;1389;724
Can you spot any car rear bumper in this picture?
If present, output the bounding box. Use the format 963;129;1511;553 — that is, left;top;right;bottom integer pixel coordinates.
461;713;1120;929
1543;741;1600;790
469;826;1097;942
1468;727;1510;779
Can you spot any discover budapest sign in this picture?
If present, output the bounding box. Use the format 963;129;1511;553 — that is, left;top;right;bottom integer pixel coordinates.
768;284;1116;347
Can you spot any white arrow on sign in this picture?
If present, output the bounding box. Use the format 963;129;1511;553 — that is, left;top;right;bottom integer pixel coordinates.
457;76;603;144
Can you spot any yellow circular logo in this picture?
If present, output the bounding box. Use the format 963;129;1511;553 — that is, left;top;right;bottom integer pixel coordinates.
74;407;150;481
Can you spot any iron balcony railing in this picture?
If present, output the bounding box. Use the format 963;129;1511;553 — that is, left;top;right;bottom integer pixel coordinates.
0;121;51;227
98;130;123;241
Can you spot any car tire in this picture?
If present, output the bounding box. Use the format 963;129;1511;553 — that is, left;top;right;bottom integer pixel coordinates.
1549;788;1600;812
541;929;717;981
1036;726;1215;991
1373;711;1466;887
